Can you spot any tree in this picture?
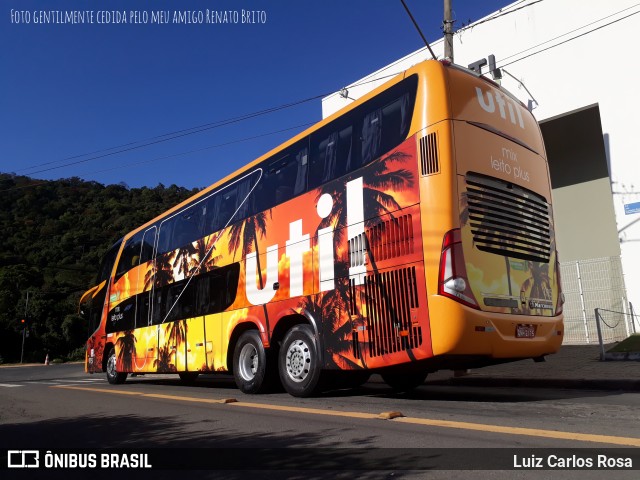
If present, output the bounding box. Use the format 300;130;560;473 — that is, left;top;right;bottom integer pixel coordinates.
0;173;197;362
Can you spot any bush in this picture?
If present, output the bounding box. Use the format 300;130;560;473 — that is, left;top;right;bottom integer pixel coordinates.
66;347;86;362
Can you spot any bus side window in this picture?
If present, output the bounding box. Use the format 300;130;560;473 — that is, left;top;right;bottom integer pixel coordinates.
213;176;254;228
151;288;165;326
219;186;238;228
294;147;309;195
157;201;206;256
114;232;143;281
361;108;382;165
251;143;308;212
234;176;254;219
192;263;241;317
273;146;309;204
208;263;240;314
194;275;211;316
171;204;202;249
309;124;353;189
380;93;411;155
202;192;223;234
139;234;155;264
97;240;122;284
156;217;176;257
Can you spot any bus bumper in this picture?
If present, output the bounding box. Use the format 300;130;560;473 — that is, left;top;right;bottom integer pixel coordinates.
428;295;564;359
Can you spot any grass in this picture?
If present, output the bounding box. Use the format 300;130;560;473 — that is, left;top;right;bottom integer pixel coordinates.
607;334;640;353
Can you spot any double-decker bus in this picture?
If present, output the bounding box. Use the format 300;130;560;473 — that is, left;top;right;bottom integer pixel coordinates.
80;59;563;397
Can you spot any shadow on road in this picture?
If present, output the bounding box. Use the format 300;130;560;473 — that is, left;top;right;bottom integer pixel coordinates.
0;413;427;480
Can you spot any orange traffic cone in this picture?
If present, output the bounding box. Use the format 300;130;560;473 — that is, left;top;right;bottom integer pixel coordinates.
44;354;49;366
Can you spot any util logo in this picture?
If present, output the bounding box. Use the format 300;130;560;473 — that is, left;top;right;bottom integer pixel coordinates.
475;87;525;129
245;177;366;306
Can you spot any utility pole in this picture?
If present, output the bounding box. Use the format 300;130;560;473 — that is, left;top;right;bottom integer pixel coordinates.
20;291;29;364
444;0;454;62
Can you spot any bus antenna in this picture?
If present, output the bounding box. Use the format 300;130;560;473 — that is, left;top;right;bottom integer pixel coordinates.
400;0;438;60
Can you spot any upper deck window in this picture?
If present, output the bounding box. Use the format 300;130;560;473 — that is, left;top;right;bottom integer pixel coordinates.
309;74;417;189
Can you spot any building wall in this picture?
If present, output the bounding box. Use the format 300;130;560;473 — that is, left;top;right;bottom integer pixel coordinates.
322;0;640;336
553;178;620;261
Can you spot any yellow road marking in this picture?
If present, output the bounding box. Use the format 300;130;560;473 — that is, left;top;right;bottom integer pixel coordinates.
53;385;640;447
392;417;640;447
229;401;379;420
144;393;237;404
53;386;144;396
53;385;234;403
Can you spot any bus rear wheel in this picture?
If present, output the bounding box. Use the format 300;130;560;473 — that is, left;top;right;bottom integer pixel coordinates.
233;330;273;394
278;325;321;397
382;371;427;392
106;347;127;385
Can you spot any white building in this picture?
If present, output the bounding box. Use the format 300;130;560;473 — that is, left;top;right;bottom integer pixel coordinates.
323;0;640;343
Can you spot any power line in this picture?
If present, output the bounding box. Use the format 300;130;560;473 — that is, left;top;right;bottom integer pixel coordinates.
457;0;544;32
496;4;640;68
12;69;403;182
70;122;315;180
17;95;330;177
399;0;437;60
16;4;635;186
0;122;313;192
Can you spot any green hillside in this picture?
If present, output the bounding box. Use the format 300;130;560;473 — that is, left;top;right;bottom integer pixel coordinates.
0;173;199;363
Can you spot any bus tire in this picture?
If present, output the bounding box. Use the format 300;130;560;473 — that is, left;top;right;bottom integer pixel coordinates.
178;372;199;383
233;330;271;394
382;371;427;392
106;347;127;385
279;324;321;397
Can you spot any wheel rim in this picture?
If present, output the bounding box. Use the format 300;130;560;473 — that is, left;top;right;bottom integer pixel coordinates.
107;353;116;379
285;339;312;383
238;343;258;381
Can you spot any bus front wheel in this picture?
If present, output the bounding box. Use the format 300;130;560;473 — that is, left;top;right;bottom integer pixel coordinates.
279;325;321;397
106;348;127;385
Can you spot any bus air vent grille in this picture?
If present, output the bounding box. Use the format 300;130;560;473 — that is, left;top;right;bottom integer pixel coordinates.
366;214;414;263
465;173;551;263
420;133;439;176
361;266;422;358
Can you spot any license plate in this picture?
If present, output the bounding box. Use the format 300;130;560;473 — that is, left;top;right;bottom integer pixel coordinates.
516;324;536;338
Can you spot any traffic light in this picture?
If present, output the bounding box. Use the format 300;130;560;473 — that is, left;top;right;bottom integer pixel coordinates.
20;318;26;328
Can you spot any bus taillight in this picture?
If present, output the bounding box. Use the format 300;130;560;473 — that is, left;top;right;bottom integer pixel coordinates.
438;229;479;309
555;250;564;315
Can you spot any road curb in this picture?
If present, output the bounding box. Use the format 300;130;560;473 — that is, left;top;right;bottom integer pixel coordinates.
605;352;640;361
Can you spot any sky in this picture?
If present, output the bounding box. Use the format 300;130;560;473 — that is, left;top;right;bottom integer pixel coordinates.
1;0;508;190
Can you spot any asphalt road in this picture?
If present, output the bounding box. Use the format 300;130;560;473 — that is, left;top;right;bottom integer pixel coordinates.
1;364;639;480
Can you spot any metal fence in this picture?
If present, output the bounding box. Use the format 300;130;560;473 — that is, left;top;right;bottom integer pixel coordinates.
594;307;639;360
560;256;634;344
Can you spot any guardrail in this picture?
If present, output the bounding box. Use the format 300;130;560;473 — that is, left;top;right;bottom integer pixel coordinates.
594;306;638;361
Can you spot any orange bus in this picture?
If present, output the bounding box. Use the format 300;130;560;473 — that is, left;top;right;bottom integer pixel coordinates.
80;59;563;397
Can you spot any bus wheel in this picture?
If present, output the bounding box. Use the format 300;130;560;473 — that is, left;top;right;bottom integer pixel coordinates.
233;330;271;394
382;371;427;393
178;372;199;384
279;325;321;397
106;348;127;385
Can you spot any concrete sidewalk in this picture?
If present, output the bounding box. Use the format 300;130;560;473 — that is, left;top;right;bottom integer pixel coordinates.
426;344;640;391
